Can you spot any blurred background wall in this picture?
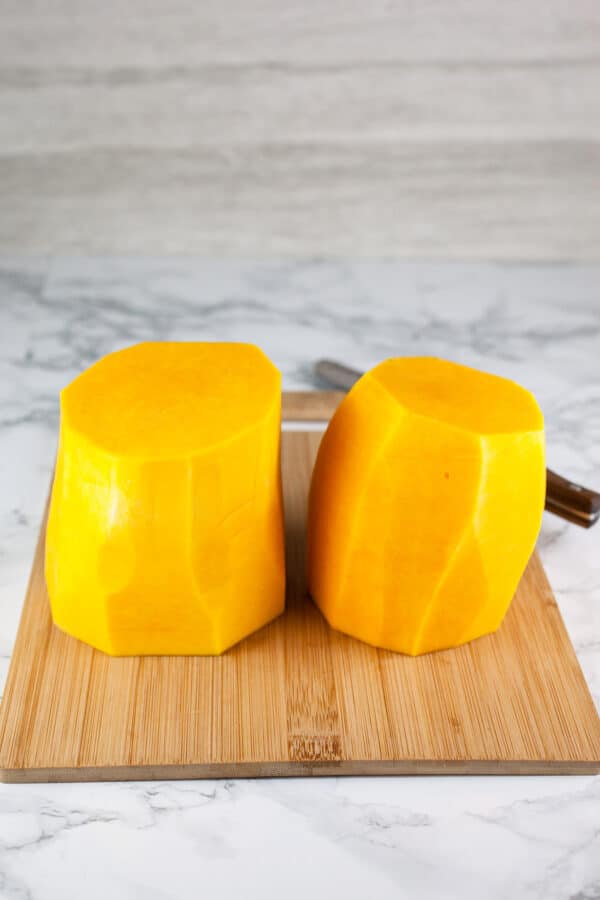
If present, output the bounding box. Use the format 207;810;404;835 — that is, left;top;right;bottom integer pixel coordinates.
1;0;599;259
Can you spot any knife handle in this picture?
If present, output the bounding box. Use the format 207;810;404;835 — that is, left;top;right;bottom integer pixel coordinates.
545;469;600;528
313;359;600;529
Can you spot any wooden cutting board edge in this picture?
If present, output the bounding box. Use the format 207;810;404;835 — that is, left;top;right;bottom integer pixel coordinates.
2;759;598;784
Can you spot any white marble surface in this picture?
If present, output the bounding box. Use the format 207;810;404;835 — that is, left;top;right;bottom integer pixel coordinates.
0;258;599;899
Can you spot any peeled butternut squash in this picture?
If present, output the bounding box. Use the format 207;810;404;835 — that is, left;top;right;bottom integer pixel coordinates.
307;357;545;655
45;342;285;655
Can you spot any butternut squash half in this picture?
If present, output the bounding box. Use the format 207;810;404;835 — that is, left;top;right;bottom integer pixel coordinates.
45;342;285;655
307;357;545;655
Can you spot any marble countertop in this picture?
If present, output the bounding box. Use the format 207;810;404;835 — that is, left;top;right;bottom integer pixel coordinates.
1;258;599;899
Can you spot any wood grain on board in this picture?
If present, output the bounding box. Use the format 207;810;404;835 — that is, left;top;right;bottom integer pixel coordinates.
0;393;598;782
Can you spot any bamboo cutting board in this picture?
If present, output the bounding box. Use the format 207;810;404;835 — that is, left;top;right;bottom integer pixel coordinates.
1;392;599;781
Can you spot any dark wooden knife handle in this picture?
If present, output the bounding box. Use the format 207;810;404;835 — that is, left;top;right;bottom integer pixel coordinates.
545;469;600;528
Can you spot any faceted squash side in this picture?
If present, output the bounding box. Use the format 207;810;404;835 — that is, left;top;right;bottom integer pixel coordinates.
307;357;545;655
45;342;285;656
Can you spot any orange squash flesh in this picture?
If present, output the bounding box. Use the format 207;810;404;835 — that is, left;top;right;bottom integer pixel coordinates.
45;342;285;656
307;357;545;655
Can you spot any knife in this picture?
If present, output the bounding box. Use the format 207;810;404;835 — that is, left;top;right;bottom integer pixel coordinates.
314;359;600;529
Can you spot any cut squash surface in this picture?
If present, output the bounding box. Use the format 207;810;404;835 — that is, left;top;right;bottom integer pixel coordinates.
45;341;285;656
307;357;545;655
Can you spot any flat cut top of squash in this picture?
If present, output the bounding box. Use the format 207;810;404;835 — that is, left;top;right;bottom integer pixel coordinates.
369;356;544;435
61;341;280;458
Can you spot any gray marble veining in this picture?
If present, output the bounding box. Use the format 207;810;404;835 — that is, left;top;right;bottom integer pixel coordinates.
0;258;599;899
